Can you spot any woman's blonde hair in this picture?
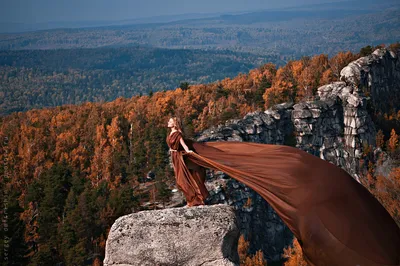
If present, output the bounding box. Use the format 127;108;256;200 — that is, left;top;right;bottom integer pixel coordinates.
170;116;183;134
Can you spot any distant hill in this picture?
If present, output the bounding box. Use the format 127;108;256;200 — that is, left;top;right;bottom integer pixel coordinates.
0;46;280;116
0;0;399;57
1;0;398;33
0;12;225;34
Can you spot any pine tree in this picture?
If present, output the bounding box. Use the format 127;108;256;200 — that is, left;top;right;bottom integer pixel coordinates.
0;188;29;265
27;160;73;265
254;75;271;108
179;82;190;91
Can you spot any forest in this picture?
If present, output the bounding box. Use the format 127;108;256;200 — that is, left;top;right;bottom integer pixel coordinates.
0;44;399;265
0;46;280;116
1;5;399;57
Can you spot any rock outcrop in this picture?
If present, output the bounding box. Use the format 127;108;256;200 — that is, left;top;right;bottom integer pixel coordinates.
104;204;240;266
105;48;400;265
192;47;399;262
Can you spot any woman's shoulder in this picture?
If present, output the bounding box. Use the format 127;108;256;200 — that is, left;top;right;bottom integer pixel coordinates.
174;130;183;135
169;130;183;137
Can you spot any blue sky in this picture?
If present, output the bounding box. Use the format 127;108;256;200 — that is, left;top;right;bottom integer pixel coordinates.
1;0;349;23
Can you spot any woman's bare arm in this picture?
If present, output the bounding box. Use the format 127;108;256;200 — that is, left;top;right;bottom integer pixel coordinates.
179;138;193;153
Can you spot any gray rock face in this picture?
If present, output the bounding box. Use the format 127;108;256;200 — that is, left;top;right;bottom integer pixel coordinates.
340;49;400;116
191;47;399;263
197;102;294;145
104;204;240;266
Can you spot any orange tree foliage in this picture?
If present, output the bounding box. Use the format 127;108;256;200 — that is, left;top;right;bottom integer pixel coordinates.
329;51;358;80
388;129;399;154
238;234;268;266
244;250;268;266
0;49;363;265
376;129;385;149
238;234;250;265
282;237;308;266
262;52;356;108
359;129;400;227
374;168;400;227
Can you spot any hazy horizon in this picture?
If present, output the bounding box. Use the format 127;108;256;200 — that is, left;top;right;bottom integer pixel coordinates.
1;0;354;24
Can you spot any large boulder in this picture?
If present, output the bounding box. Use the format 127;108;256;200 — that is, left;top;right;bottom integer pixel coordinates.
104;204;240;266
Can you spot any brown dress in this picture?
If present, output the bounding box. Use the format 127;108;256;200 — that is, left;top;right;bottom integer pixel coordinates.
174;140;400;266
166;131;209;206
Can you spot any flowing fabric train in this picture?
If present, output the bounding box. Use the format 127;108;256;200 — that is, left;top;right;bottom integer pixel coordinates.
181;141;400;266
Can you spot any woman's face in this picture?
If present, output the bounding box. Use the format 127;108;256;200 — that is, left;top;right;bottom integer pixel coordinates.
167;118;175;128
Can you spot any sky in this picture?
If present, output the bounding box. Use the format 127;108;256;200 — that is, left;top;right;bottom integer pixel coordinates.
1;0;349;24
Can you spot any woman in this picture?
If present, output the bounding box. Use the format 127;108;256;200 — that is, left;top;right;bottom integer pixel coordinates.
166;116;209;207
166;116;400;265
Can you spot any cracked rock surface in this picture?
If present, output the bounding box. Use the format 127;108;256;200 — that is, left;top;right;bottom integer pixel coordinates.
104;204;240;266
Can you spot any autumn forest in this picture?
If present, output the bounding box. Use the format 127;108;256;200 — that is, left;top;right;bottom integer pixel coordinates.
1;43;400;265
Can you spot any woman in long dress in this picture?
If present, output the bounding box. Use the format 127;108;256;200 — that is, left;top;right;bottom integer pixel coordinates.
165;116;400;266
166;116;209;207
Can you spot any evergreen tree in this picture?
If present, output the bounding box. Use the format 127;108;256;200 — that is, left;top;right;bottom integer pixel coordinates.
26;160;73;265
156;181;172;208
0;188;29;265
359;45;374;56
254;75;271;108
179;82;190;91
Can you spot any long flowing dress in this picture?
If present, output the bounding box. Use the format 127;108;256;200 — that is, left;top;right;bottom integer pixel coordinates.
169;137;400;266
166;131;209;206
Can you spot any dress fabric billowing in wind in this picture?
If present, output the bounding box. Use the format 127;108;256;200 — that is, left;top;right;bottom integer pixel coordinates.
175;137;400;266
